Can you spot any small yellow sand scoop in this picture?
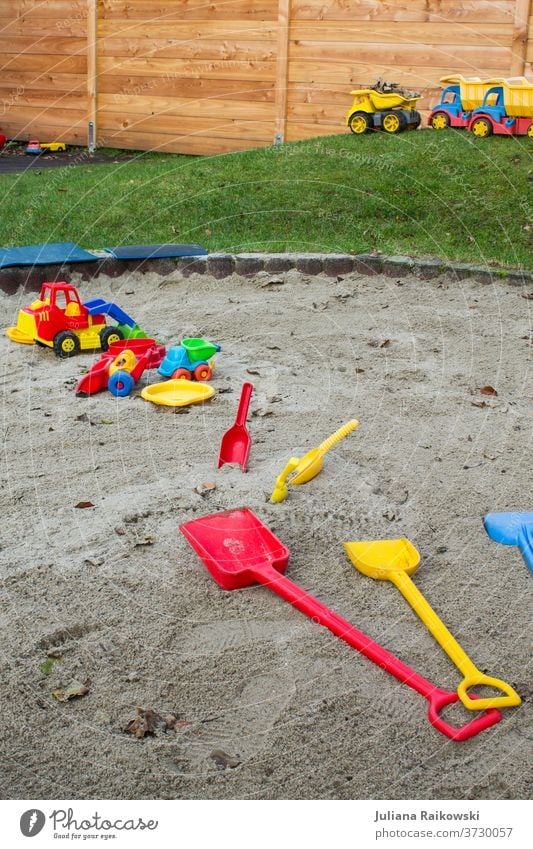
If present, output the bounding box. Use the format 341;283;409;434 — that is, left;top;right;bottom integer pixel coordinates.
343;538;521;712
270;419;359;503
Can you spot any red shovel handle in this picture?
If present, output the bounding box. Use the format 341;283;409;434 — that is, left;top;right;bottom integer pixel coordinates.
427;689;501;742
235;382;253;427
258;567;501;740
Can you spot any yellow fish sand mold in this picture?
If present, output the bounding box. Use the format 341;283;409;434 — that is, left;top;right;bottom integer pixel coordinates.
270;419;359;503
140;379;215;407
343;538;521;712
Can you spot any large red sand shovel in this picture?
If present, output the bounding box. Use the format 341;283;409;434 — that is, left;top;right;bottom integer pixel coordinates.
180;508;501;741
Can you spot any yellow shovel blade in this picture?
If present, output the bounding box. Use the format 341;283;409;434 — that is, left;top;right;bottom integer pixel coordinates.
343;538;420;580
6;326;34;344
290;449;323;485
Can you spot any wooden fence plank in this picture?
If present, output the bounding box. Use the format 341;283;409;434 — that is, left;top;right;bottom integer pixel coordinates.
99;74;276;101
0;87;87;110
291;0;516;23
99;20;277;38
93;128;269;155
98;55;276;80
288;60;508;86
99;93;276;120
0;71;87;92
291;22;513;46
0;53;86;74
289;42;511;71
2;106;87;128
5;122;87;143
98;111;273;141
98;38;276;61
0;16;86;36
100;1;278;21
0;36;87;55
0;1;86;18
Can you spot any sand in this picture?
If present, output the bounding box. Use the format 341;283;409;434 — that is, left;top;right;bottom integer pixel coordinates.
0;268;530;800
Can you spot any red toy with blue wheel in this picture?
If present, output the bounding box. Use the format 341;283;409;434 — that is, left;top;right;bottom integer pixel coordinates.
75;339;166;397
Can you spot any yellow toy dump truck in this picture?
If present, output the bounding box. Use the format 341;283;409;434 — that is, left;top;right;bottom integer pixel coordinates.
346;80;422;134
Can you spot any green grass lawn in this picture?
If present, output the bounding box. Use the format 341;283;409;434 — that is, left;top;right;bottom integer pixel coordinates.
0;131;531;268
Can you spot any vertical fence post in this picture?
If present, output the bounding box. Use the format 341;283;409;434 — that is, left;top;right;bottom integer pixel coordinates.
87;0;97;151
510;0;532;75
275;0;290;144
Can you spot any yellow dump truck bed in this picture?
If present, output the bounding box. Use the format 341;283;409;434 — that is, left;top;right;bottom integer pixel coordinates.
486;77;533;118
349;88;419;112
440;75;500;111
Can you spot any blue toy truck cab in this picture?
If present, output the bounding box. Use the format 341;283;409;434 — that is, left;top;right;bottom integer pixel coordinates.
429;84;471;129
437;85;463;118
472;86;508;123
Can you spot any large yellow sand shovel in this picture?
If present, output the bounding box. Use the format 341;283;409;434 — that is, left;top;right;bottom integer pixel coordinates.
343;538;521;712
270;419;359;503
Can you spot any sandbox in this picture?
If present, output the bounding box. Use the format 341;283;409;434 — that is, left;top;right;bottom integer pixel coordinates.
0;267;530;799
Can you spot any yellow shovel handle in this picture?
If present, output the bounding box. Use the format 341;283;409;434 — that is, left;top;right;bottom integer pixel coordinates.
392;571;521;711
317;419;359;456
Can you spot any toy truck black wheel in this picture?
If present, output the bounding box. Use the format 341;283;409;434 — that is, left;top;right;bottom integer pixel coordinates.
100;326;124;351
348;112;373;135
527;122;533;138
431;112;450;130
471;117;493;138
53;330;80;358
382;111;406;134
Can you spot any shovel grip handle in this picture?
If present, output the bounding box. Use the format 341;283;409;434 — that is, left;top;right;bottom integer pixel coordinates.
426;690;501;741
317;419;359;455
235;382;253;427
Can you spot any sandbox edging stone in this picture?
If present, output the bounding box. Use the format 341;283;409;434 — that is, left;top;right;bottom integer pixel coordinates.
0;252;530;295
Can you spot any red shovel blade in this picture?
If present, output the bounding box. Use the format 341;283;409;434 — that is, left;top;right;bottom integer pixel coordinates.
180;507;289;590
217;382;253;471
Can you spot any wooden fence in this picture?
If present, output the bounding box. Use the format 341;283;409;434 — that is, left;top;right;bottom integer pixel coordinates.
1;0;532;155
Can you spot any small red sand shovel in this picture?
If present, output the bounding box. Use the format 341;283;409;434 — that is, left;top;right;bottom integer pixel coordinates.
217;382;253;471
180;508;501;741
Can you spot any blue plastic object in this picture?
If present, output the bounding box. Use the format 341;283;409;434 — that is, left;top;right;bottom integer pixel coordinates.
484;512;533;573
84;298;136;327
103;244;207;260
0;242;98;269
